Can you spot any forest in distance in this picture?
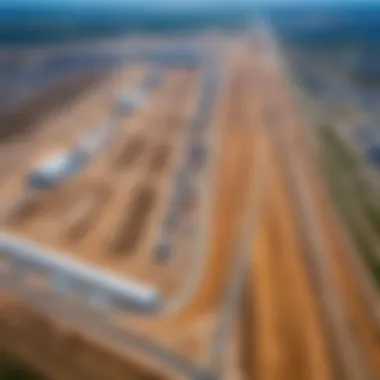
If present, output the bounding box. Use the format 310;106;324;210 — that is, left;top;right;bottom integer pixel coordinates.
0;3;380;45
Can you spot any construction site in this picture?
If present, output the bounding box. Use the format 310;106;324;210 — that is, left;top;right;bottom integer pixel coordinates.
1;25;380;380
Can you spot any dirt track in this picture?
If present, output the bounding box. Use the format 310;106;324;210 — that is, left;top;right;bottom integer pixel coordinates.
2;32;380;380
288;105;380;379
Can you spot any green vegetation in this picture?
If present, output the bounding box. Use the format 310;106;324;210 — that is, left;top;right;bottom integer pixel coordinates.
0;356;44;380
319;124;380;284
0;6;250;45
319;124;357;171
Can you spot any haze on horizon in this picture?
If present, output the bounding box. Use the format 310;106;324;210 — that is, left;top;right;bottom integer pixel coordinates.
1;0;378;8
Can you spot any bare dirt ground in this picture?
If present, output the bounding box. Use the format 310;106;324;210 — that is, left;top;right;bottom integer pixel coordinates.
2;33;380;380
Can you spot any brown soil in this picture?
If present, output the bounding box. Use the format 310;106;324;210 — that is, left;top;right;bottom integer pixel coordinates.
0;73;105;142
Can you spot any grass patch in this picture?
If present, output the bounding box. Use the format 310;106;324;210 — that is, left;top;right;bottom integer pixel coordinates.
0;357;44;380
320;124;358;172
319;123;380;285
